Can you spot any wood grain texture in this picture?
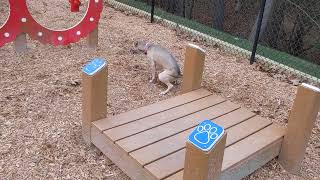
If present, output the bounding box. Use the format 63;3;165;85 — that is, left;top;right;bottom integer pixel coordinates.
105;95;225;141
93;88;212;131
225;116;271;146
164;171;183;180
221;124;285;171
279;84;320;173
220;139;283;180
130;108;255;166
165;139;284;180
183;133;227;180
82;62;108;144
181;43;206;94
117;101;238;153
91;125;157;180
145;124;285;179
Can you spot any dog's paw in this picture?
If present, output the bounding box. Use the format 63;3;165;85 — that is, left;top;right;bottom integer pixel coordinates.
159;91;167;96
149;79;156;83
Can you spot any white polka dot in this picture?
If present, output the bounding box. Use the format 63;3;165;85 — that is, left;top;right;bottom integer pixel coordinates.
90;17;94;22
4;32;10;37
38;32;43;37
58;36;63;41
21;18;27;23
95;0;99;3
76;31;81;35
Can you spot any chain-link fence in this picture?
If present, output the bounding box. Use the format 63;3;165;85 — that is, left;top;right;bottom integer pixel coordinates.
112;0;319;80
256;0;320;79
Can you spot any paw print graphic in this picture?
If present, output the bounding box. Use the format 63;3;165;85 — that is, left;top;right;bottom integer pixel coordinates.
188;120;224;151
194;123;219;145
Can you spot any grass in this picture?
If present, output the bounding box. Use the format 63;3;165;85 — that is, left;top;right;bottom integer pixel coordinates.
115;0;320;79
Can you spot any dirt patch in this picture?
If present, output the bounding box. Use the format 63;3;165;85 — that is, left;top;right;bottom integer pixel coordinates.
0;2;319;180
0;0;9;27
26;0;88;30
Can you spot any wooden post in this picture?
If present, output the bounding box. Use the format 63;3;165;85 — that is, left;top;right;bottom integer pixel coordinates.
14;33;27;53
183;133;227;180
278;83;320;173
87;27;98;49
82;59;108;145
181;43;206;94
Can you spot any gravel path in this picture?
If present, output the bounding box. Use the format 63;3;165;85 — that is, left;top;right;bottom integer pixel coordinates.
0;1;319;179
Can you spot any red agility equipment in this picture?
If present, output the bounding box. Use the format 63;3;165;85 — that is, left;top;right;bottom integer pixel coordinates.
69;0;81;12
0;0;103;47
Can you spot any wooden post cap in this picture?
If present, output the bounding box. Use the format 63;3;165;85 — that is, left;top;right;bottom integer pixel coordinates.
188;120;225;151
183;120;227;180
279;83;320;173
82;58;107;76
181;43;206;94
82;58;108;145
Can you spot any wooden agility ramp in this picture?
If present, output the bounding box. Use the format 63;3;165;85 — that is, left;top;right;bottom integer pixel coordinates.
81;44;320;180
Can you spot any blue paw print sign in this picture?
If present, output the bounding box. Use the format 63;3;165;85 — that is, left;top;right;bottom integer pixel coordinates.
188;120;225;151
82;58;106;76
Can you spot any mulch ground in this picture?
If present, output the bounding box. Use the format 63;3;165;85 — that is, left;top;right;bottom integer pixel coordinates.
0;1;319;179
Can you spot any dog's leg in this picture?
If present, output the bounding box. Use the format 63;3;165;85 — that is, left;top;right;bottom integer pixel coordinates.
149;59;156;83
158;70;175;95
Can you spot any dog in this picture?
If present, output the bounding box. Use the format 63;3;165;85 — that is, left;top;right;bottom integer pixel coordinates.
135;41;182;95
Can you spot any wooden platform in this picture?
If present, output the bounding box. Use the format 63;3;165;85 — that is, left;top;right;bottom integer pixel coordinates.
90;88;286;180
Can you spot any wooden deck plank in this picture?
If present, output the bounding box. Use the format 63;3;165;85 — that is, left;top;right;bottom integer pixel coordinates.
129;110;257;166
145;124;285;180
220;139;283;180
90;125;157;180
221;125;285;171
104;95;225;141
93;88;212;131
165;139;283;180
117;101;240;153
142;118;272;179
164;171;183;180
225;116;271;146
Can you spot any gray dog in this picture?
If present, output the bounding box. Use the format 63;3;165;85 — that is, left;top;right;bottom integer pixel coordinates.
135;41;182;95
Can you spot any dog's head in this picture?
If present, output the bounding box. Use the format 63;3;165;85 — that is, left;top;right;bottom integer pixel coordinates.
134;41;148;51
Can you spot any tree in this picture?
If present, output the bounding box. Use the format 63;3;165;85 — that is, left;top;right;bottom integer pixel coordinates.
261;0;287;49
174;0;185;17
212;0;225;31
249;0;274;42
288;13;314;56
184;0;194;19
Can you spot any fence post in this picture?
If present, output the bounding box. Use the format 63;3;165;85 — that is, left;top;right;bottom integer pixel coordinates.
181;43;206;94
250;0;267;64
151;0;155;23
278;83;320;173
82;58;108;145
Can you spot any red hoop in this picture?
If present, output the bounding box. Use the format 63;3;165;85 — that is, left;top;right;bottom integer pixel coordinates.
0;0;103;47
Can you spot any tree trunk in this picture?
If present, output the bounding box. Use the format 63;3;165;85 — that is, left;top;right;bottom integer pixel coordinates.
249;0;274;42
262;0;286;49
212;0;225;31
288;14;313;56
167;0;175;13
175;0;185;16
185;0;194;19
235;0;241;14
